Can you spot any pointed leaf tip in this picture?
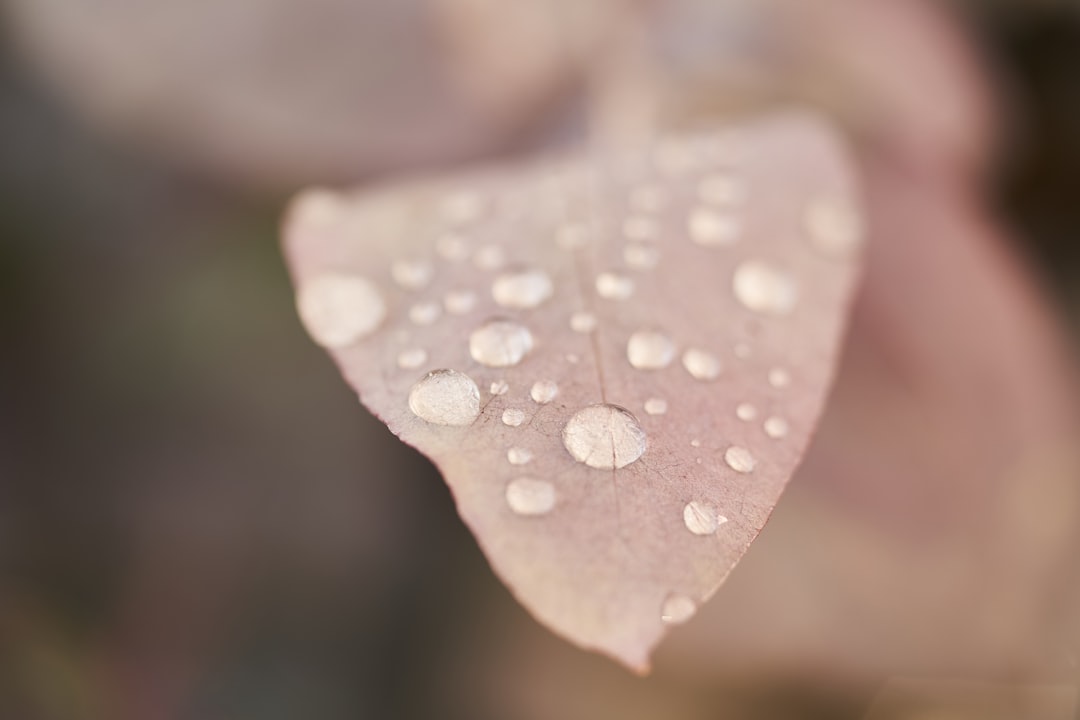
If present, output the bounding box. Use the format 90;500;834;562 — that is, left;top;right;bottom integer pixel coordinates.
282;111;864;669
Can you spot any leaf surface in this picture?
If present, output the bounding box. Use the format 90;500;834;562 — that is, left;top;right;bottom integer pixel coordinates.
282;112;863;670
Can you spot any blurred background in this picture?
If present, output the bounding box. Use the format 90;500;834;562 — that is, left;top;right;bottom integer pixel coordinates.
1;1;1079;718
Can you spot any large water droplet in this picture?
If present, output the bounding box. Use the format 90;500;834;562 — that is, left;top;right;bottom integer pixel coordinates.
733;260;798;315
506;477;556;516
408;369;480;426
805;198;863;258
724;446;756;473
397;348;427;370
644;398;668;416
507;447;534;465
297;273;387;348
391;260;434;290
469;319;534;368
683;501;728;535
596;272;634;300
624;242;660;270
627;330;676;370
660;593;696;624
764;416;790;439
493;269;554;309
502;408;526;427
530;380;559;404
681;349;722;381
570;312;597;334
688;208;740;246
562;404;647;469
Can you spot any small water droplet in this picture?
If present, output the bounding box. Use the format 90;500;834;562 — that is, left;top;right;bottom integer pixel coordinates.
596;272;634;300
734;343;752;359
474;245;507;271
444;290;477;315
297;274;387;348
627;330;676;370
624;242;660;270
565;353;580;364
682;349;722;380
690;438;702;448
683;501;727;535
469;319;535;368
530;380;559;404
441;190;485;225
408;369;480;426
623;216;658;240
764;416;789;439
769;367;792;389
724;446;756;473
698;174;747;206
688;208;740;246
436;233;470;261
556;223;589;250
628;184;667;213
502;408;526;427
805;198;863;258
661;593;696;624
562;404;647;469
570;312;597;333
409;301;442;326
505;477;556;516
735;402;758;421
397;348;427;369
733;260;798;315
490;380;509;396
391;260;434;290
493;268;553;309
654;139;695;175
644;398;668;416
507;447;534;465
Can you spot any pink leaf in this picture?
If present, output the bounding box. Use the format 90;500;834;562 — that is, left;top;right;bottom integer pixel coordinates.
282;111;863;671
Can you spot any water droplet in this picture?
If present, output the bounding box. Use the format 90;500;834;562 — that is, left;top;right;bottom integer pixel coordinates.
698;174;747;206
562;404;647;469
506;477;556;516
444;290;477;315
507;447;534;465
570;312;597;333
490;380;509;396
654;139;695;175
409;301;442;326
292;188;345;229
436;233;470;261
565;353;580;364
724;446;756;473
688;208;740;246
397;348;427;369
734;343;752;359
627;330;676;370
769;367;792;389
596;272;634;300
623;216;658;240
493;268;553;309
556;223;589;250
474;245;507;271
502;408;526;427
624;242;660;270
682;349;722;381
683;501;727;535
441;190;485;225
530;380;559;404
408;369;480;426
805;198;863;258
735;402;758;421
764;416;789;439
644;398;668;416
469;319;534;368
391;260;434;290
297;274;387;348
661;593;696;624
628;184;667;213
690;438;702;448
733;260;798;315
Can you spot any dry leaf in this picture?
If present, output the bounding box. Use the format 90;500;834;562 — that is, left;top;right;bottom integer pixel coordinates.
282;111;863;670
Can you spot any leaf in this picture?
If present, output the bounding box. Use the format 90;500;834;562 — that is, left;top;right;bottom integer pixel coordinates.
282;111;864;671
